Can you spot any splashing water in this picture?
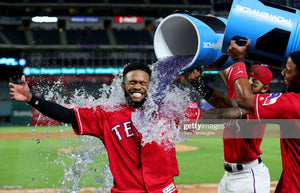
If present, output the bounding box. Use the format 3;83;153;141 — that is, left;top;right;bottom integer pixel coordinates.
68;74;126;113
31;79;119;192
132;56;193;148
52;136;113;193
30;55;194;192
52;78;128;192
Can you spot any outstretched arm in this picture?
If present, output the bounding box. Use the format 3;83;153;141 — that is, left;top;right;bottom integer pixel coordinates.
9;75;78;128
219;66;231;86
201;107;250;119
227;40;255;113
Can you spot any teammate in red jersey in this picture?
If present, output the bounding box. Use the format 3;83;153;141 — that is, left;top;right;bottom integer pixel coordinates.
227;39;300;193
9;63;179;193
184;62;272;193
218;64;271;193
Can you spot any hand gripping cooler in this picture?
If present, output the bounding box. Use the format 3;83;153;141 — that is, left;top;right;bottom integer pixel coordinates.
153;13;233;71
222;0;300;69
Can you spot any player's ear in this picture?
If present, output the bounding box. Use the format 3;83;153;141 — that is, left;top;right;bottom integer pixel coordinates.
261;85;270;93
122;82;125;91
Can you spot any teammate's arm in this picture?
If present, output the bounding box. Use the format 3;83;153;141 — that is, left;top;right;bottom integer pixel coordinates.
227;40;255;113
233;71;255;112
219;66;231;86
9;75;78;130
183;67;237;108
201;107;250;119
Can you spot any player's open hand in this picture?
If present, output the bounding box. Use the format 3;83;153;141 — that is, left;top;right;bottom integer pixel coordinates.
182;66;204;83
9;75;32;102
227;39;250;61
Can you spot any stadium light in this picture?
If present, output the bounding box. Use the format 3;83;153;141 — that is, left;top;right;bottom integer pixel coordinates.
0;58;26;66
31;16;58;23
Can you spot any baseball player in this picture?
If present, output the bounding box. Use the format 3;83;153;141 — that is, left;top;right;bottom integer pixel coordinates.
227;39;300;193
183;62;272;193
9;63;179;193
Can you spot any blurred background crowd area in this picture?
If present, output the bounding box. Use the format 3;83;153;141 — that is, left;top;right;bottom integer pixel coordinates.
0;0;297;125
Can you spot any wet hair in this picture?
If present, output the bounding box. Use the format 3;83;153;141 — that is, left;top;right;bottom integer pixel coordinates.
122;62;152;79
290;51;300;72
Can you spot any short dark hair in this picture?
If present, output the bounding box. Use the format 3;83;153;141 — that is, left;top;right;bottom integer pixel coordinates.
290;51;300;72
122;62;152;79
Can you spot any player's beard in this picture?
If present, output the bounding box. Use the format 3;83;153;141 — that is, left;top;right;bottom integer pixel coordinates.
251;83;260;94
124;90;146;108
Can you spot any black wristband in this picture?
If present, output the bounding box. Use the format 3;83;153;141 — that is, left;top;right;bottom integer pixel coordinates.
27;94;40;107
233;58;245;64
27;94;76;124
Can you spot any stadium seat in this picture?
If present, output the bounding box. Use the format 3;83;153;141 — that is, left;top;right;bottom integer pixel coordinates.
113;29;152;45
66;28;110;45
32;28;61;45
1;25;27;45
149;0;183;4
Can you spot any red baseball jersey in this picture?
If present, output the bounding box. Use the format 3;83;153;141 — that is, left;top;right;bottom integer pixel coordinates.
255;93;300;193
72;105;179;193
223;67;266;163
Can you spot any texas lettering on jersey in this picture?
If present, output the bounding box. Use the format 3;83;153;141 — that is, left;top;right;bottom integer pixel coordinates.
111;121;135;141
73;105;179;193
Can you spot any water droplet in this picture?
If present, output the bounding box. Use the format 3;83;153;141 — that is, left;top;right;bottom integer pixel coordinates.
36;57;192;192
34;139;41;144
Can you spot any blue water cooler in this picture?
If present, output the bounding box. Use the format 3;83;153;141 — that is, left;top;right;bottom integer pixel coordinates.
222;0;300;69
153;13;233;71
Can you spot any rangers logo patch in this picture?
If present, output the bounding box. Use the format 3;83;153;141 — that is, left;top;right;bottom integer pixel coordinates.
263;93;281;106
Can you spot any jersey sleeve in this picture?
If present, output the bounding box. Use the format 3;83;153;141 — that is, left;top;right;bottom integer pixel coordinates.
73;106;106;141
254;93;292;119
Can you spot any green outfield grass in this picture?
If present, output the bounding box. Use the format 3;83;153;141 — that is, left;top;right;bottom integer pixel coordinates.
0;125;74;134
175;136;282;184
0;125;282;189
0;138;66;188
